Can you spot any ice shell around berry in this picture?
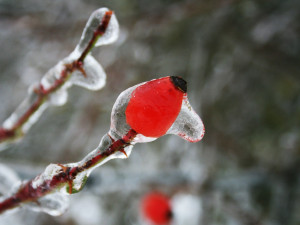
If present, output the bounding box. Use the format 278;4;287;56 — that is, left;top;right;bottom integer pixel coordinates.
109;77;204;143
125;77;184;138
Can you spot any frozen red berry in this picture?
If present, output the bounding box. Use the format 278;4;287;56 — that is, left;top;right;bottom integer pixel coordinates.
125;76;186;137
141;192;173;225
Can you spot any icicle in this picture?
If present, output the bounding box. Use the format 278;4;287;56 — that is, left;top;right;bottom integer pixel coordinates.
167;96;205;142
76;7;119;53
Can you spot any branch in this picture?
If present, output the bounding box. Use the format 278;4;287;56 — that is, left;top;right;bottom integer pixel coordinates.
0;9;115;147
0;76;204;215
0;129;137;214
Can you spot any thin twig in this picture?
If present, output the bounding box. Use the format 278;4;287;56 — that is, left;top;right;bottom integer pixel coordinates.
0;11;113;144
0;129;137;214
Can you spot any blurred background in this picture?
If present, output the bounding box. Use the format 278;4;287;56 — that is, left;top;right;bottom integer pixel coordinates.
0;0;299;224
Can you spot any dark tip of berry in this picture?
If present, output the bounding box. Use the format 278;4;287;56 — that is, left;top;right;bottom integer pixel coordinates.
170;76;187;93
166;210;174;220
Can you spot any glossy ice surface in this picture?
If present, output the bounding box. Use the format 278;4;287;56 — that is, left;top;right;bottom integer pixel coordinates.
126;77;184;137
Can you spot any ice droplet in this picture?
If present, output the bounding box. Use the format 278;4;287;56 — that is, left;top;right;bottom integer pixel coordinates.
49;89;68;106
76;7;119;53
167;96;205;142
25;192;69;216
71;54;106;90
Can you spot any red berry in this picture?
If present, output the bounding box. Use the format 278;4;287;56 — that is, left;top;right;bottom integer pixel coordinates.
125;77;184;137
141;192;172;225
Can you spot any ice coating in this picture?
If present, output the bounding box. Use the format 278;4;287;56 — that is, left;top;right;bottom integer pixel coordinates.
0;76;205;215
49;89;68;106
31;164;63;189
126;77;184;137
0;164;69;216
76;7;119;53
42;52;106;93
70;54;106;90
109;83;141;141
40;59;71;91
3;88;50;133
167;96;205;142
26;193;69;216
0;7;118;148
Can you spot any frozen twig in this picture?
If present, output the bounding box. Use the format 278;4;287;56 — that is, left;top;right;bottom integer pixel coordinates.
0;129;137;214
0;8;119;148
0;76;205;215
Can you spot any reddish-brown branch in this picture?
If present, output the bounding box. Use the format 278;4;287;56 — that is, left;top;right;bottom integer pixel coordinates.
0;128;15;141
0;129;137;214
0;10;113;145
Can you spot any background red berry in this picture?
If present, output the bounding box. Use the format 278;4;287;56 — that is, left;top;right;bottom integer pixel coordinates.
141;192;172;225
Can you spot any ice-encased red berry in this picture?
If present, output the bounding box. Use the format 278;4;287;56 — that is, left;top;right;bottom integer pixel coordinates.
125;77;184;137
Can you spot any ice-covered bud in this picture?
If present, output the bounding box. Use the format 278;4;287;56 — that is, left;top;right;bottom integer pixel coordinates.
76;7;119;53
109;76;204;143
